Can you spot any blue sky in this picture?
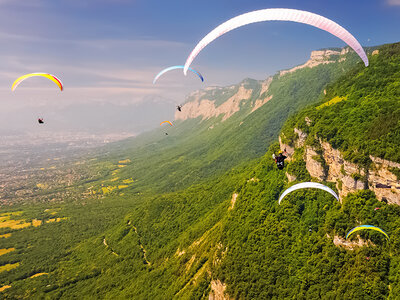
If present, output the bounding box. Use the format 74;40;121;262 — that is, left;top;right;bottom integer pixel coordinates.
0;0;399;134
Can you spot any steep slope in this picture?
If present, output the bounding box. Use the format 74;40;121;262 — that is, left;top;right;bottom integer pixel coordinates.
94;46;370;195
280;42;400;204
3;43;400;299
13;145;399;299
212;43;400;299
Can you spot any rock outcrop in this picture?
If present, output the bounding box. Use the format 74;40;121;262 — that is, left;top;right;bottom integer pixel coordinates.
372;50;380;56
332;235;370;250
305;146;326;181
281;129;400;204
286;172;297;182
229;193;238;210
279;136;295;159
279;49;341;76
209;280;230;300
175;78;273;122
251;77;273;112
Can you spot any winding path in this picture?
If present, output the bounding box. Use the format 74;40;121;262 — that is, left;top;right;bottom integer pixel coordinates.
103;238;119;257
129;221;151;265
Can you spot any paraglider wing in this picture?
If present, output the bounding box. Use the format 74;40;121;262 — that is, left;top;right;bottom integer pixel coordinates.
160;121;173;126
278;182;339;204
12;73;63;91
153;65;204;84
346;225;389;240
184;8;368;75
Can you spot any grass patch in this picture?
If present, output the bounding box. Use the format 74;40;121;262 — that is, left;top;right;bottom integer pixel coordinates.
36;183;49;189
118;159;131;164
0;248;15;256
316;95;347;110
32;219;42;227
0;219;31;229
0;285;11;292
30;272;48;278
0;263;20;273
122;178;134;184
102;186;118;194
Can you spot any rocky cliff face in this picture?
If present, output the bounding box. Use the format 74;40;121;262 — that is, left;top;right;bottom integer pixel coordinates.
174;78;272;122
175;47;351;123
175;85;252;121
279;49;345;76
209;280;230;300
280;127;400;204
331;235;371;250
251;77;273;113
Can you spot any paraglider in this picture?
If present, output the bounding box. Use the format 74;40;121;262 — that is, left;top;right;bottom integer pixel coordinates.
278;182;339;204
160;121;173;126
272;149;288;170
160;121;173;136
346;225;389;240
12;73;63;124
177;105;182;112
12;73;63;91
153;66;204;84
184;8;368;75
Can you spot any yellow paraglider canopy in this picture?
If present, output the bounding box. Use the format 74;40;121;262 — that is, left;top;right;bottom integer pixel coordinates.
12;73;63;91
346;225;389;240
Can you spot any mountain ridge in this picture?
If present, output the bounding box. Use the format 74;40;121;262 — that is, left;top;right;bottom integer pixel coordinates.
175;46;369;123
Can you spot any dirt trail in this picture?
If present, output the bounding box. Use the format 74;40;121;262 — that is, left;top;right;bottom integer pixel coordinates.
103;238;119;256
140;245;151;265
128;220;151;265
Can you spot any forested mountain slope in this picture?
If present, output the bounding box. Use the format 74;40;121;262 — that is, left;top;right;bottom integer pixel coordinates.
280;42;400;204
96;47;371;194
2;43;400;299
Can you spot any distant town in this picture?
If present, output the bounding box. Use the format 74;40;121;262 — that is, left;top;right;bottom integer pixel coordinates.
0;131;134;205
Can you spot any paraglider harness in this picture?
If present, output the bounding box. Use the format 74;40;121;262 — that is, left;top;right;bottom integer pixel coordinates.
273;150;287;170
177;105;182;112
38;118;44;124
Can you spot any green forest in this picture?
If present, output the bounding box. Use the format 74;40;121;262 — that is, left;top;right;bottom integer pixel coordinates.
1;43;400;299
282;43;400;166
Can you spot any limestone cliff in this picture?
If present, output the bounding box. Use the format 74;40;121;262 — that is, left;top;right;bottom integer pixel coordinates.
279;49;344;76
331;235;371;250
175;47;351;123
280;127;400;204
174;78;272;122
209;280;230;300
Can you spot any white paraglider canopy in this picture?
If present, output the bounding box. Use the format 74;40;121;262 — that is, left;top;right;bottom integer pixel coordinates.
184;8;368;75
278;182;339;204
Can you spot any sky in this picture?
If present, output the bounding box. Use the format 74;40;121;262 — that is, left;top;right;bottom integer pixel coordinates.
0;0;399;136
